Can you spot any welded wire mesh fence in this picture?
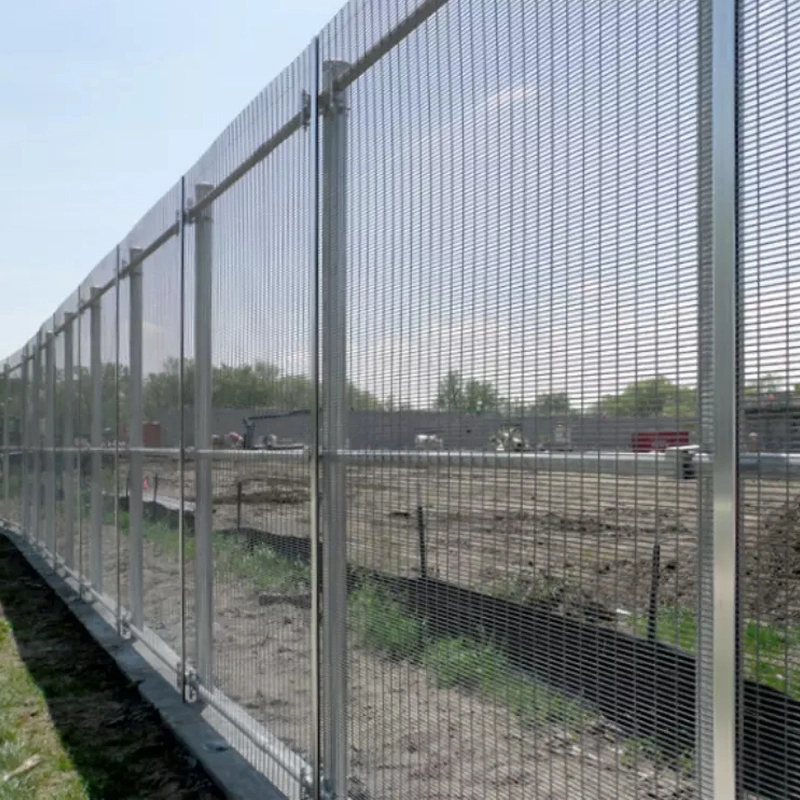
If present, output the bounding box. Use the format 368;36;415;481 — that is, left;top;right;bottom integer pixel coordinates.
0;1;797;798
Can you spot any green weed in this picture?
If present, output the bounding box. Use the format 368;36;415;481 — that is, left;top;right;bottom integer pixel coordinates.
350;582;427;660
629;607;800;697
423;636;509;691
506;678;586;729
214;538;308;593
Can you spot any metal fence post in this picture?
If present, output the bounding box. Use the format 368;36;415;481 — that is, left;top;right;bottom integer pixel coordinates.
697;0;738;797
193;183;215;687
90;287;103;592
31;331;43;544
20;346;29;534
128;247;145;628
2;363;9;516
63;313;75;569
45;331;56;561
321;58;350;800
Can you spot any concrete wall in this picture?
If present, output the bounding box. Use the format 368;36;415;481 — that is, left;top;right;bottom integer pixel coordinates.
150;408;700;452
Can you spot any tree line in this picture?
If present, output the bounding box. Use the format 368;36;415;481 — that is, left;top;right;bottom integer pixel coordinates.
433;370;797;417
0;358;383;438
1;362;792;439
433;371;698;418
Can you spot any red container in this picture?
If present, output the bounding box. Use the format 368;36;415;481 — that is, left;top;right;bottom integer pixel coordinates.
631;431;690;452
142;422;163;448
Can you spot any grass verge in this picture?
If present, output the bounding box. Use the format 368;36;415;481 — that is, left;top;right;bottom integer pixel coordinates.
626;606;800;697
0;534;222;800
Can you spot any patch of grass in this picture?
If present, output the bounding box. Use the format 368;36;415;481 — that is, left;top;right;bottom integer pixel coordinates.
349;581;588;733
422;634;586;729
350;581;427;660
136;520;307;593
629;607;696;652
423;636;509;691
506;677;586;729
214;538;308;593
0;598;109;798
142;519;185;561
620;736;694;777
629;607;800;697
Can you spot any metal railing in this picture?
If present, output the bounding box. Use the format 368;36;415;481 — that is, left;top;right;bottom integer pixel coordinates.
1;1;797;798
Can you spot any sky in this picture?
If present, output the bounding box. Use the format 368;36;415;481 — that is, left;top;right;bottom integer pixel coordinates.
0;0;343;358
2;0;799;411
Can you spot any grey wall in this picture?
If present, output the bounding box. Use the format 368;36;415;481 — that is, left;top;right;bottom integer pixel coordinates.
151;408;701;452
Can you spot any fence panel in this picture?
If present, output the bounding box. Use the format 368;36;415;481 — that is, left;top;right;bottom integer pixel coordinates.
320;0;703;798
181;44;318;793
738;1;800;798
116;184;185;667
3;364;24;526
1;1;796;798
77;299;92;594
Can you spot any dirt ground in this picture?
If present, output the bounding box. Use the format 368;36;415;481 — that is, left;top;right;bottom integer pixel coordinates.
129;534;695;800
140;456;800;625
19;455;800;798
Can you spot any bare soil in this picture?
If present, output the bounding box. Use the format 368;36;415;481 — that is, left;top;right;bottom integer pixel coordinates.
138;457;800;625
130;536;696;800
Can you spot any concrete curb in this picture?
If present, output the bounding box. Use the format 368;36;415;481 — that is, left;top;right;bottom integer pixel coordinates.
0;527;288;800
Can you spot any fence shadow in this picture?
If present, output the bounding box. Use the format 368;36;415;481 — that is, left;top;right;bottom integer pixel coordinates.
0;534;220;800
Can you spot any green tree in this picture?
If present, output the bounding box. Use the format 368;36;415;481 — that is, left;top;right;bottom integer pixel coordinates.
462;378;499;414
435;371;464;411
744;374;779;401
594;376;696;418
139;358;383;415
530;392;571;416
434;371;498;414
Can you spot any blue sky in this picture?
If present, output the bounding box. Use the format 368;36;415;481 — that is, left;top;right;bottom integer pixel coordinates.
3;0;798;410
0;0;342;358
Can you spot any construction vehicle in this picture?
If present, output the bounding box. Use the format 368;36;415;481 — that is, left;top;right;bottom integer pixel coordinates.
490;423;531;452
241;409;310;450
414;433;444;450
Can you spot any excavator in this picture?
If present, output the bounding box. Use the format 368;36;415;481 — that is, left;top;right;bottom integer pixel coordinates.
241;409;310;450
490;423;531;452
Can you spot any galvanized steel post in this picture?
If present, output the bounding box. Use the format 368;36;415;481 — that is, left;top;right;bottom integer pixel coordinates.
697;0;738;797
2;363;9;515
193;183;215;687
90;287;103;591
63;313;75;569
20;346;29;534
31;331;43;543
308;36;323;800
45;330;56;560
710;0;738;795
128;247;145;628
321;58;350;800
